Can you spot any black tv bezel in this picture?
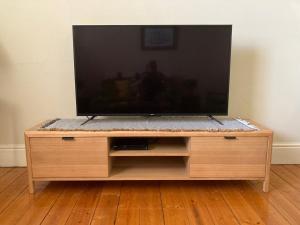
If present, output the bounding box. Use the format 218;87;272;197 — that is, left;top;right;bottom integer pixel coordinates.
72;24;232;117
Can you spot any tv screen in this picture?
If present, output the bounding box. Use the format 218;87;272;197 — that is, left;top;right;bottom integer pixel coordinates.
73;25;232;116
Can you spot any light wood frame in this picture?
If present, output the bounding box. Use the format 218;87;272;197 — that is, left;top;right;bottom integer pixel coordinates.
24;120;273;193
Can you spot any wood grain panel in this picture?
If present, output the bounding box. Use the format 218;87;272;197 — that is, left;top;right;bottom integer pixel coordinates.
191;137;267;163
30;137;107;153
110;157;187;180
190;164;266;178
30;137;109;178
32;165;108;178
31;150;107;165
190;137;267;178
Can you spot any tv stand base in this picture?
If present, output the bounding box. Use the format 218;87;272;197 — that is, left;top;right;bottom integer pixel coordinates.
25;119;273;194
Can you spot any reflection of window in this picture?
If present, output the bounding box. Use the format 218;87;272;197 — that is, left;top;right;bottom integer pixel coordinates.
142;27;177;50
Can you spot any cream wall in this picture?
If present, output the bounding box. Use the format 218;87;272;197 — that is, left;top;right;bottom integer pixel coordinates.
0;0;300;164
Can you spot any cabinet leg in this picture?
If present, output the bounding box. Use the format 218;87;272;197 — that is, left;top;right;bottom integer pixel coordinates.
28;179;35;194
263;180;269;192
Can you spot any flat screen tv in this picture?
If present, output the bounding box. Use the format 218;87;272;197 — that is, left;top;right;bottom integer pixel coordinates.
72;25;232;116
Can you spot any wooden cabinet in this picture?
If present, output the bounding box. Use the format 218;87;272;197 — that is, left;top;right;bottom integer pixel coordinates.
25;120;272;194
189;136;268;178
29;137;109;178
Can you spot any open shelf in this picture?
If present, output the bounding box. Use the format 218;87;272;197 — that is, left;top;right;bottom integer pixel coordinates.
109;137;188;156
110;157;188;179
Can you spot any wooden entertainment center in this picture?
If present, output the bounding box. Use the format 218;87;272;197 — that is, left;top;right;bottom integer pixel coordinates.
24;120;273;193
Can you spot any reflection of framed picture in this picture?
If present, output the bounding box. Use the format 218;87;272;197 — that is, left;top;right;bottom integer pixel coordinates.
142;26;177;50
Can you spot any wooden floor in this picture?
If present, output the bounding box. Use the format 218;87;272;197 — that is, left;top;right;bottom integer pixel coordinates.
0;165;300;225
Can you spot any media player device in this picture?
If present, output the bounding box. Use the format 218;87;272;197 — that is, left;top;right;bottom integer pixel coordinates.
111;138;149;150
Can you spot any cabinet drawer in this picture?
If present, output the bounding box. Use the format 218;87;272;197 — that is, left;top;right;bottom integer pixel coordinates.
190;164;266;178
189;136;268;178
30;137;109;178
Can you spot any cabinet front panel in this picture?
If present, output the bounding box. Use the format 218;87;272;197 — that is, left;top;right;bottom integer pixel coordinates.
31;165;108;178
30;137;109;178
189;136;268;178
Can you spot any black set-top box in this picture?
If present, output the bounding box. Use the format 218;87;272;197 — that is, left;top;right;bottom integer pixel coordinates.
111;138;149;150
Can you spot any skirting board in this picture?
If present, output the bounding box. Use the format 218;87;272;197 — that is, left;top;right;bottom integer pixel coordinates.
0;144;299;167
0;145;26;167
271;143;300;164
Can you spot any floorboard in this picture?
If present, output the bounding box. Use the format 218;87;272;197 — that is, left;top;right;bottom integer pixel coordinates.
91;182;122;225
217;181;266;225
185;181;239;225
0;165;300;225
115;181;164;225
64;182;102;225
160;181;216;225
0;168;26;193
0;172;28;213
283;165;300;177
0;168;13;177
0;181;50;225
40;182;85;225
238;181;290;225
272;165;300;189
14;182;65;225
251;180;300;225
270;171;300;210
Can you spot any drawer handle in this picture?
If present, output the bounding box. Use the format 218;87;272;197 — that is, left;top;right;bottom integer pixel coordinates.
224;136;237;140
62;137;75;141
